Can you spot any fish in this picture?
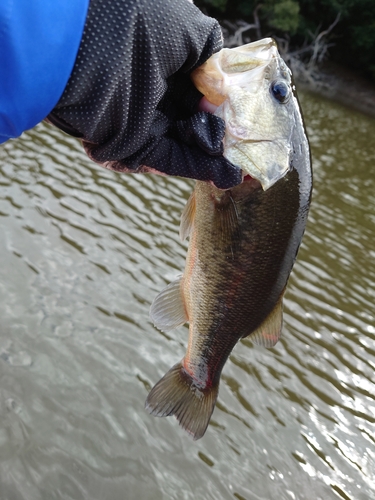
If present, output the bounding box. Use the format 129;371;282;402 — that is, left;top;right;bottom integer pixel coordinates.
145;38;312;440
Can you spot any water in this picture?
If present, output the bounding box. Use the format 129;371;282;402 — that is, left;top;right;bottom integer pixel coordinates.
0;91;374;500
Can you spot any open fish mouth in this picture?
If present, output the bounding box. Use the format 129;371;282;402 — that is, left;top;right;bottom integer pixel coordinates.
191;38;298;190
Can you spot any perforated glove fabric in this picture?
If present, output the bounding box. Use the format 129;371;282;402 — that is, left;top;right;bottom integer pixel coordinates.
47;0;242;189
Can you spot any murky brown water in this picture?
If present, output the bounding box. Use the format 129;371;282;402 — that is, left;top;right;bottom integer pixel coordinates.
0;91;375;500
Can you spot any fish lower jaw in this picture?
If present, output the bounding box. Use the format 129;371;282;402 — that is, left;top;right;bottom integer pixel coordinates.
243;174;255;182
240;174;263;190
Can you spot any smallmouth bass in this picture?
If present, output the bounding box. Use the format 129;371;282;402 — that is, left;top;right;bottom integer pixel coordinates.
145;38;312;440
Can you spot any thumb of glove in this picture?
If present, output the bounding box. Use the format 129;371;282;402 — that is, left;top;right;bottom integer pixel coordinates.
175;112;225;155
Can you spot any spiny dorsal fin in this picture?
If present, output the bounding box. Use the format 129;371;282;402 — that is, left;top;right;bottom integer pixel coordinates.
150;276;188;332
247;294;284;348
179;190;196;241
145;360;219;440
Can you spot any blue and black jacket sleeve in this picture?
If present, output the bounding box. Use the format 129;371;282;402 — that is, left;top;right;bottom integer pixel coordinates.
2;0;242;189
0;0;89;143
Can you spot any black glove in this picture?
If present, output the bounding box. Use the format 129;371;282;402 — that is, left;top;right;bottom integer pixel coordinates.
47;0;242;189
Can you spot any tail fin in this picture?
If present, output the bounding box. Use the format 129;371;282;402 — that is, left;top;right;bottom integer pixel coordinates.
145;361;219;440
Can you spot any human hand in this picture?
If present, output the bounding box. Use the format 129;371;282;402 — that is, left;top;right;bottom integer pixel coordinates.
48;0;242;189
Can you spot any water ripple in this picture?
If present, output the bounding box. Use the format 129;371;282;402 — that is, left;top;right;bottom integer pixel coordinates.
1;95;375;498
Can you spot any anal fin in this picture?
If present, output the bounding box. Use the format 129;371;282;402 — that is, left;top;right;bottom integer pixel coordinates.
150;276;188;332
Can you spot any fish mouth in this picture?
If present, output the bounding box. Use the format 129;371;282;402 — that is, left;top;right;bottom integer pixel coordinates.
191;37;279;105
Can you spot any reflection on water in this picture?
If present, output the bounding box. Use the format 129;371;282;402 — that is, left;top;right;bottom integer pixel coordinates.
0;92;375;499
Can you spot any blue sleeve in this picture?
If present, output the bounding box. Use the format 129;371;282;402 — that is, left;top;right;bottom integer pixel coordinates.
0;0;89;143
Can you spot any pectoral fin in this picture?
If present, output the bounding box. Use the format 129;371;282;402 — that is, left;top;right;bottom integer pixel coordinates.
246;295;284;348
180;190;196;241
150;276;188;332
213;192;241;256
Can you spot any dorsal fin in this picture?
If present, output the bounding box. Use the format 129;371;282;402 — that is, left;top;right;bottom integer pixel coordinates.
245;294;284;348
150;276;188;332
179;190;196;241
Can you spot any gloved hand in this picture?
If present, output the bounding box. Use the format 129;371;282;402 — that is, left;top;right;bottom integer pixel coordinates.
47;0;242;189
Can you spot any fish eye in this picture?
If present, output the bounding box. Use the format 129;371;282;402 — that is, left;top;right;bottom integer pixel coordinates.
271;81;290;103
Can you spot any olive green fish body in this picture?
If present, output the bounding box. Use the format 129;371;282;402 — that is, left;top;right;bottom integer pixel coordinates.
146;158;310;439
183;170;306;386
145;38;312;440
